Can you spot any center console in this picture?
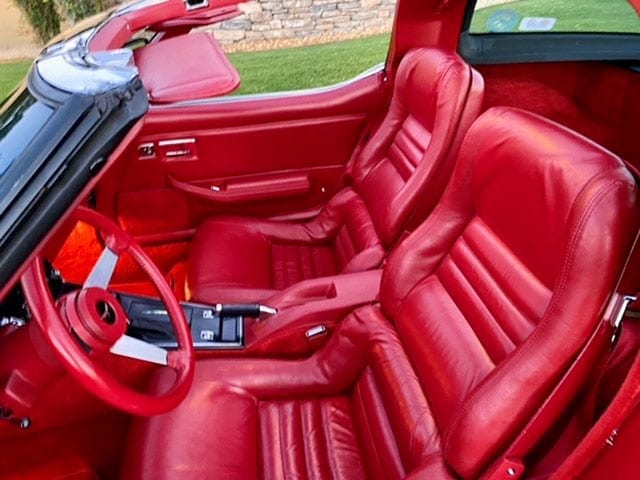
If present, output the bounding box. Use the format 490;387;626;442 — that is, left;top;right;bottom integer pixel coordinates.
118;269;383;356
119;294;244;349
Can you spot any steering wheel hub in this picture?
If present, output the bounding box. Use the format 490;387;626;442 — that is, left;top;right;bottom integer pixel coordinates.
59;288;128;353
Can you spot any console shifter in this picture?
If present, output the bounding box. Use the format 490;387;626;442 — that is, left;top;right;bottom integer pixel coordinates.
215;304;278;320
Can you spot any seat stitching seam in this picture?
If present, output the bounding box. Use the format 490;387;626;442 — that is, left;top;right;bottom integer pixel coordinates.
447;240;519;353
320;400;341;480
277;403;289;480
436;263;499;366
462;220;543;325
296;401;311;480
354;376;385;477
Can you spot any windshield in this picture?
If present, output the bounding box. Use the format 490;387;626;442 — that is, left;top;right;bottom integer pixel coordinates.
0;89;54;178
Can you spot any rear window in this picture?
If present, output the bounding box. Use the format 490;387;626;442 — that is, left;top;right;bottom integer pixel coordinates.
469;0;640;35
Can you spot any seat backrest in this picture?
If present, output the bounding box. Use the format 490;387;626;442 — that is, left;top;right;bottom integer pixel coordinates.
380;107;639;477
352;47;484;247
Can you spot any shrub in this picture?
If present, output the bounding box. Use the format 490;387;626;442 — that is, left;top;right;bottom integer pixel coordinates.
12;0;120;43
57;0;116;23
13;0;61;43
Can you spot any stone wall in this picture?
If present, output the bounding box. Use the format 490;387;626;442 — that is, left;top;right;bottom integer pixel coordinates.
208;0;397;52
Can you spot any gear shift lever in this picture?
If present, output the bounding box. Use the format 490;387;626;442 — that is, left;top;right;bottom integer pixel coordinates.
214;304;278;320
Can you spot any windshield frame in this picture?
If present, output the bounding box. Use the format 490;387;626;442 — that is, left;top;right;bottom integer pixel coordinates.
0;82;93;218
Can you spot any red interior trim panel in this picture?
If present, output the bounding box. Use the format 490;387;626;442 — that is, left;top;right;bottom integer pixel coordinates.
97;72;388;236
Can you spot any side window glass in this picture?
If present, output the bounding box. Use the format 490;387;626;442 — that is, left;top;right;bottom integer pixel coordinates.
207;1;392;94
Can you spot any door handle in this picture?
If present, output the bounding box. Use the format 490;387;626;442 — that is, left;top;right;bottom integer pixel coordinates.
165;149;192;158
158;138;197;161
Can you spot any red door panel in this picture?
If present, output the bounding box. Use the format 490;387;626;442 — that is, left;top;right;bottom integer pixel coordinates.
98;71;388;241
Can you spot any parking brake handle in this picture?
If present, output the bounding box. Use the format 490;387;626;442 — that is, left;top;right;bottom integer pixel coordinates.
215;304;278;320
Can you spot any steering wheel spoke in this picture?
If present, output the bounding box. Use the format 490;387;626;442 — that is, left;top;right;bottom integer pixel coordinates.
84;247;119;289
22;207;194;416
110;335;169;366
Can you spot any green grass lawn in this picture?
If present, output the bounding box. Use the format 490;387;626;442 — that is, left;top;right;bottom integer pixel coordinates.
0;34;389;101
471;0;640;34
0;60;30;100
229;34;389;95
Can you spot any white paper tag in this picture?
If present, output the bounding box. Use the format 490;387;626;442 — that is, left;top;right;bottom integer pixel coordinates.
519;17;557;32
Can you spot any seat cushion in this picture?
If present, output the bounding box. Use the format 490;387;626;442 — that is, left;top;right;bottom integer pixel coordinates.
270;243;339;289
259;397;366;479
127;391;368;480
123;306;454;480
124;382;259;480
187;188;384;303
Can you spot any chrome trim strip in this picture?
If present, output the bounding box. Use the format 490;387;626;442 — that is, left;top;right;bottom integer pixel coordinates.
611;295;637;329
153;63;386;109
158;138;196;146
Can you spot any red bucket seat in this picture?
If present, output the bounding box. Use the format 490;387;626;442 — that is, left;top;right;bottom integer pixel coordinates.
122;108;638;479
187;48;484;303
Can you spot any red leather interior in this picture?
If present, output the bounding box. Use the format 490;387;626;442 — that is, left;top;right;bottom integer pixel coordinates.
187;188;384;303
240;270;383;357
97;71;387;241
478;62;640;167
122;107;639;479
2;455;97;480
167;171;311;204
187;47;484;304
134;32;240;103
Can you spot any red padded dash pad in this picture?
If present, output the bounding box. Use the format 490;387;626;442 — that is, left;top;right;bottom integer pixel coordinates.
134;32;240;103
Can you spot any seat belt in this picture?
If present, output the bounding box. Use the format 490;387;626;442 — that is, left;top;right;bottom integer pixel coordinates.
482;162;640;480
549;346;640;479
344;71;392;183
481;293;636;480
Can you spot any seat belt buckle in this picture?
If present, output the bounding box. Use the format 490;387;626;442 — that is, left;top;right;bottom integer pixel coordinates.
604;294;636;346
483;458;525;480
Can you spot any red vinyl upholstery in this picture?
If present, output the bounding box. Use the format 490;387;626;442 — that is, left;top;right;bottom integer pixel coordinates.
134;32;240;103
186;48;483;303
122;108;639;479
